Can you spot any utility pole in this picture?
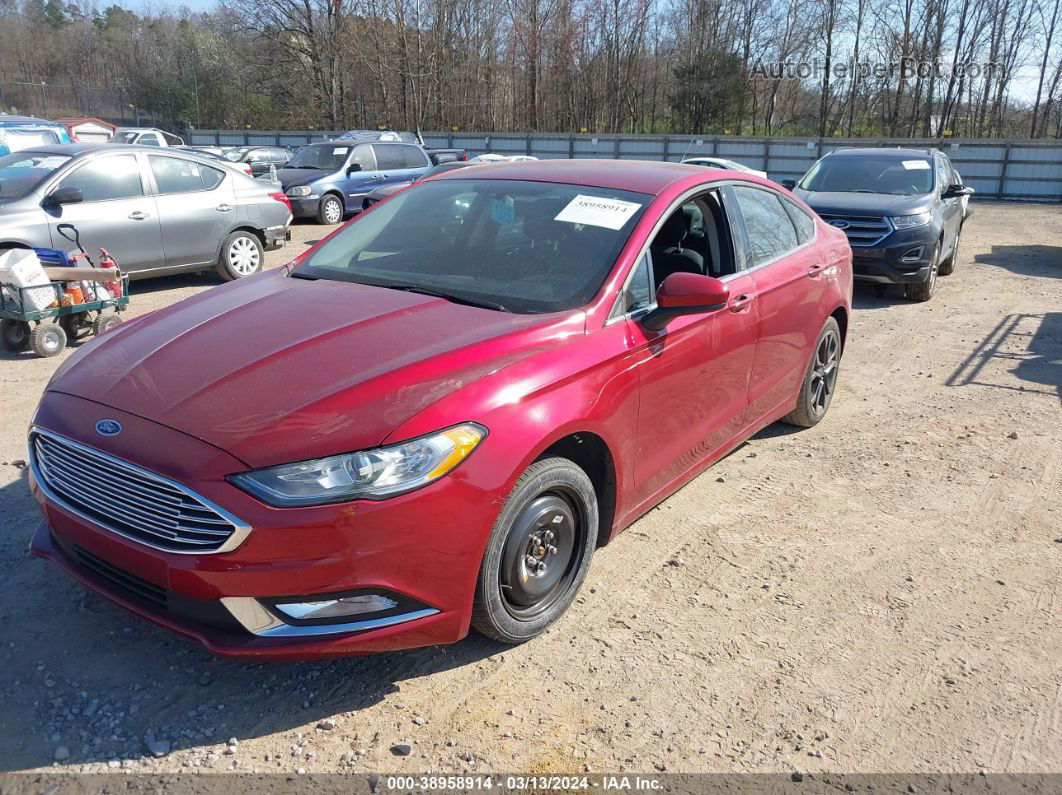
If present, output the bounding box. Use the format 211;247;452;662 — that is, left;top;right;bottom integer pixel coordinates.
40;81;47;117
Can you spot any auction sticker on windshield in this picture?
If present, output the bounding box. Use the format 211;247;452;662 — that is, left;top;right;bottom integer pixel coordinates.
555;194;641;230
333;147;349;155
902;160;931;169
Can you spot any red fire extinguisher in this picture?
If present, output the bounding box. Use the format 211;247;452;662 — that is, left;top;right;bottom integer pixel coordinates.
99;248;122;298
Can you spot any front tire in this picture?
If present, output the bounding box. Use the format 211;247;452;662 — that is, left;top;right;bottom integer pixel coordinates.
781;317;842;428
471;458;597;643
906;241;940;302
216;231;263;281
317;194;344;225
30;322;67;357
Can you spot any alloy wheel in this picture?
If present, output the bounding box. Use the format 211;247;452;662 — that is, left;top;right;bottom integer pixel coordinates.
809;328;840;416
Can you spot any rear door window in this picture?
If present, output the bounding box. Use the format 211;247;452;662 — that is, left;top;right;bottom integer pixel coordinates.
56;154;144;201
148;155;225;194
372;144;405;171
781;198;816;244
400;145;429;169
732;186;800;266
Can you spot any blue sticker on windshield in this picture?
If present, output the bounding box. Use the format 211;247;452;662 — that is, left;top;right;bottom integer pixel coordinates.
491;196;515;226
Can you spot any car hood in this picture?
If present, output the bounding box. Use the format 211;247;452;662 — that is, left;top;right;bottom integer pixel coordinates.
277;167;332;189
794;190;933;217
47;269;580;468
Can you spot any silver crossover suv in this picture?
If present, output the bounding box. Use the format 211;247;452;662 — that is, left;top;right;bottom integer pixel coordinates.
0;144;291;280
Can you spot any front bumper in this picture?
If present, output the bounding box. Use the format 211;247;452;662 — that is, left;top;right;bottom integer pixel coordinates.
850;225;941;284
28;393;504;659
288;196;321;218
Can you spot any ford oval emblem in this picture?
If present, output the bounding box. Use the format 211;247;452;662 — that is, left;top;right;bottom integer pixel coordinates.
829;220;850;230
95;419;122;437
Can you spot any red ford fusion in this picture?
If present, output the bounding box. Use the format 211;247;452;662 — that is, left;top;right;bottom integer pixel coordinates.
28;160;852;658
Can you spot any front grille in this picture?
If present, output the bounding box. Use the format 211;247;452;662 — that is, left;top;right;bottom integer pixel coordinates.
820;214;893;247
73;543;167;607
32;429;247;554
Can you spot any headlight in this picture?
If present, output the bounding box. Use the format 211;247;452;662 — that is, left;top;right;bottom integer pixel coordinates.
286;185;312;197
889;212;932;230
229;423;487;506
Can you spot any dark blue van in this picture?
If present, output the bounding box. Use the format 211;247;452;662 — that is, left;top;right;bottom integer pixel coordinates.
0;115;71;157
279;140;431;224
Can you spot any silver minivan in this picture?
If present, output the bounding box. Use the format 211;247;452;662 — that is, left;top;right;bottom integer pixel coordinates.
0;144;291;280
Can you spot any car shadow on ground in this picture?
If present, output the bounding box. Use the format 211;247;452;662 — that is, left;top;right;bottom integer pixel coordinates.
946;310;1062;403
0;468;505;772
973;244;1062;279
850;281;914;309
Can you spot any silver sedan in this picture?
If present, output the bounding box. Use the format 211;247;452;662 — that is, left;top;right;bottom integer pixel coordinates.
0;144;291;280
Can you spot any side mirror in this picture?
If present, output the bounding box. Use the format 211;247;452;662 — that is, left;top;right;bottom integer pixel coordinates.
781;178;797;190
346;163;362;175
943;184;974;199
641;273;730;331
47;187;84;206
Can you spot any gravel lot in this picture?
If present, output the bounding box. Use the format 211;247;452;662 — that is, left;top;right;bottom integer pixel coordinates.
0;205;1059;778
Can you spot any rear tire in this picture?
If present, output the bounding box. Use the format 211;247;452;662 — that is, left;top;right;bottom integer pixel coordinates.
1;319;30;352
906;241;940;302
215;231;263;281
317;194;344;225
471;457;597;643
780;317;842;428
30;322;67;357
938;230;959;276
92;313;123;336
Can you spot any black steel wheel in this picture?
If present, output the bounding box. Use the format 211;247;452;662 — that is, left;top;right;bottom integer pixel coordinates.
472;457;597;643
781;317;842;428
1;319;30;352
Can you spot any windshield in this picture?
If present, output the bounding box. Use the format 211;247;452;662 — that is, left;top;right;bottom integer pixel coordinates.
0;151;71;200
294;178;650;314
800;156;934;195
285;144;349;171
223;148;250;162
114;131;140;144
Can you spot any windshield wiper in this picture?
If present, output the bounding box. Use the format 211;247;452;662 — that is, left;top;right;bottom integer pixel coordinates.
379;283;510;312
289;270;318;280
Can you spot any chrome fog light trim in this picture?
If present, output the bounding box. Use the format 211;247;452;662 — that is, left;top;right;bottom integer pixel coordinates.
220;596;438;638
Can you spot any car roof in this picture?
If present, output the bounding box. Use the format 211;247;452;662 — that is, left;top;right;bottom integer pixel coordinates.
0;115;64;126
431;158;711;195
8;143;232;160
826;147;936;158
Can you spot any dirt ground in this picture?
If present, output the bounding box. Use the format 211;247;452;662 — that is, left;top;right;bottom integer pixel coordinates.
0;205;1059;779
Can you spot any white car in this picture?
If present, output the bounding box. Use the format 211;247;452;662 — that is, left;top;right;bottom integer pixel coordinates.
110;128;185;147
681;156;767;179
470;154;539;163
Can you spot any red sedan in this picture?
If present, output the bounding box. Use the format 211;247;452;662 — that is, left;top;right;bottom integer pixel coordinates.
28;159;852;658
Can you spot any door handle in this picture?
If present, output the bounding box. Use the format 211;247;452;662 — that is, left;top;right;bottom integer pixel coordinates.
728;293;754;312
128;211;148;221
216;204;232;212
807;263;827;277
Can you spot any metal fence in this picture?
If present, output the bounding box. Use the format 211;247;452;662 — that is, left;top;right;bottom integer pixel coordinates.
188;129;1062;202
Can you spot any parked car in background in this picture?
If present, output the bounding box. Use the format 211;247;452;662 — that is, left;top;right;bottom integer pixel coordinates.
172;146;254;176
954;170;974;221
337;130;419;143
279;140;431;224
0;144;291;281
681;156;768;179
470;154;538;163
221;146;291;176
28;159;851;658
785;147;971;301
425;147;469;165
361;161;475;209
110;128;184;147
0;115;71;156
